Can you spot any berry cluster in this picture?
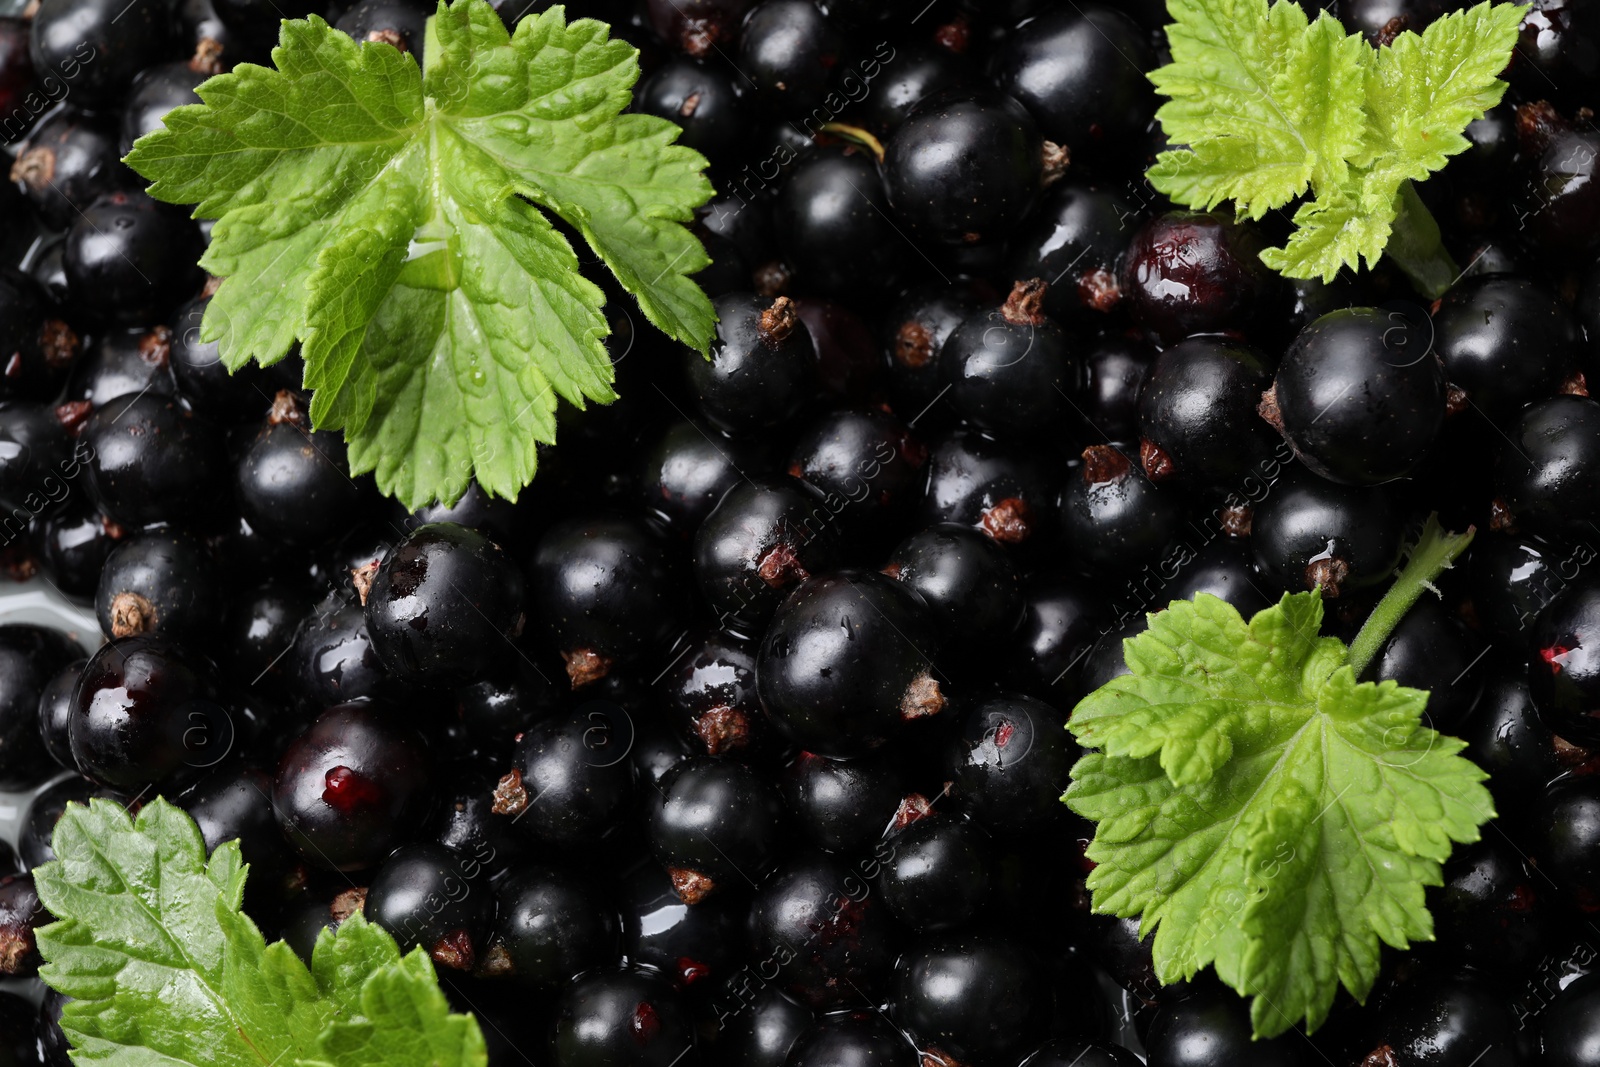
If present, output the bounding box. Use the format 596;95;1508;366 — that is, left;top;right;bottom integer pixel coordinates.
0;0;1595;1065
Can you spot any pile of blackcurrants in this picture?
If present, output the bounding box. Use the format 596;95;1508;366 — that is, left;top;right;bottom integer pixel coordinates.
0;0;1596;1064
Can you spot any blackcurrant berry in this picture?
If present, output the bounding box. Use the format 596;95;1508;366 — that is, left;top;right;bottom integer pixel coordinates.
483;862;620;988
364;522;524;688
1121;212;1285;345
737;0;844;115
1008;185;1141;324
785;1011;918;1067
1266;307;1447;485
876;806;989;932
70;635;227;790
783;749;905;855
1060;444;1183;572
948;692;1076;840
94;530;219;645
364;841;490;972
757;571;944;758
638;419;769;539
891;933;1051;1066
528;516;684;688
272;700;433;871
634;56;748;161
619;864;745;991
236;391;368;549
748;852;899;1007
685;293;817;435
991;5;1155;161
82;393;222;529
883;91;1046;246
787;409;925;549
1433;276;1579;425
1250;475;1408;599
1493;396;1600;539
1138;337;1279;492
941;279;1079;439
10;107;129;232
551;970;696;1067
491;702;636;846
29;0;175;112
646;755;786;904
63;191;204;326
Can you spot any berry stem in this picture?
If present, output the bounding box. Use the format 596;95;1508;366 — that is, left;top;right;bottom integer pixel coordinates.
818;122;885;163
1347;514;1475;677
1383;180;1460;301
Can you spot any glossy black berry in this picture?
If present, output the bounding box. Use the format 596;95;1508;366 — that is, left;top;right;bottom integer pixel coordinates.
918;427;1061;548
1528;578;1600;746
37;658;84;772
891;933;1051;1067
364;522;524;688
1060;444;1182;573
619;863;745;990
94;530;218;645
661;631;771;758
785;1011;918;1067
646;756;786;904
859;43;975;135
1359;596;1484;731
0;627;78;790
948;692;1076;840
552;970;696;1067
1366;966;1519;1067
991;5;1155;160
694;479;841;639
272;700;433;872
0;402;76;514
236;391;367;548
885;522;1022;655
1250;475;1407;599
775;146;904;297
748;851;899;1007
1267;307;1447;485
290;591;393;715
63;191;203;326
67;326;178;409
882;282;986;424
876;808;989;933
169;297;300;420
1008;185;1140;324
685;293;816;435
787;409;924;547
1137;338;1278;492
1010;577;1104;702
1493;396;1600;539
783;749;905;855
29;0;173;112
712;987;813;1067
1540;971;1600;1067
529;516;684;688
1433;276;1579;425
1429;836;1549;973
883;92;1045;246
645;0;751;56
0;874;45;978
638;419;767;539
10;107;128;232
737;0;843;115
940;280;1077;439
484;863;619;988
492;702;635;846
635;56;747;161
1122;212;1285;345
1462;668;1567;815
120;59;207;155
1145;985;1305;1067
82;394;222;529
70;635;226;790
1518;130;1600;260
365;842;490;972
335;0;430;62
757;571;943;758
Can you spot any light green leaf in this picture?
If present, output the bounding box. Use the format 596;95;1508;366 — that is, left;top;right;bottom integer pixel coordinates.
32;798;488;1067
1065;593;1495;1038
126;2;715;509
1145;0;1529;292
1148;0;1367;217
